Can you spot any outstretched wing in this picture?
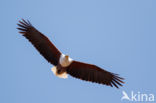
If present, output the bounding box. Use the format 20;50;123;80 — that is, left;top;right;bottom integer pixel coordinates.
67;61;124;88
17;19;61;66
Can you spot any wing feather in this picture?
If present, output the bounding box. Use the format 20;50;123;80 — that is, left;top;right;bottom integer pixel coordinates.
67;61;124;88
17;19;61;65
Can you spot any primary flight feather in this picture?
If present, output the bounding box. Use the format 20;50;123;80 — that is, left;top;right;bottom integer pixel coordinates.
17;19;124;88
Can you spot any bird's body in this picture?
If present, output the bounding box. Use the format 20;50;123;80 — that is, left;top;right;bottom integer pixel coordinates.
51;54;73;79
17;19;124;88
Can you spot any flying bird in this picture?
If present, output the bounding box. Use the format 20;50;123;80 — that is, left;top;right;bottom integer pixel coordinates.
17;19;124;88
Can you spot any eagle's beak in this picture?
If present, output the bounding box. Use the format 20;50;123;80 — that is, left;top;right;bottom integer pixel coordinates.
65;55;69;59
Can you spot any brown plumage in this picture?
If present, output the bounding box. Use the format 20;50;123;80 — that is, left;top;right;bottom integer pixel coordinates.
17;19;61;65
17;19;124;88
67;61;124;88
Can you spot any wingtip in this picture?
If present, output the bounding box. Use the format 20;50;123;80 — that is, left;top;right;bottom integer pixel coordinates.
18;19;32;27
110;73;125;89
17;18;33;34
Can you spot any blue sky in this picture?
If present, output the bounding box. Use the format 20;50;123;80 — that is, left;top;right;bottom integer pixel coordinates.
0;0;156;103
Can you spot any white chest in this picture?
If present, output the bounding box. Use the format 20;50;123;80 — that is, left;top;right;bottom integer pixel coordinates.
59;54;73;67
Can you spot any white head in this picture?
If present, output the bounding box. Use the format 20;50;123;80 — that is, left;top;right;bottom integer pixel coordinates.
59;54;73;67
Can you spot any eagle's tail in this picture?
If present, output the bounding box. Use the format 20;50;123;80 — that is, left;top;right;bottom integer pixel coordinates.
51;66;68;79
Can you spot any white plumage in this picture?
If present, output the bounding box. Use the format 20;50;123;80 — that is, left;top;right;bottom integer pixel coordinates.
51;66;68;79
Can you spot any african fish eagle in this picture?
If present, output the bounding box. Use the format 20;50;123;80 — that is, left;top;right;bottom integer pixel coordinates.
17;19;124;88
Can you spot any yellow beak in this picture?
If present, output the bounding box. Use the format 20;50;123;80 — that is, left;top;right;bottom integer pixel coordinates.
65;55;69;59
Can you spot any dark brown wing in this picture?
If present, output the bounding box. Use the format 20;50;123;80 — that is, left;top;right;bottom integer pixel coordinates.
67;61;124;88
17;19;61;65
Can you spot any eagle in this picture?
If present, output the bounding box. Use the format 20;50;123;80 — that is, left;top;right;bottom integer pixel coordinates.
17;19;124;88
